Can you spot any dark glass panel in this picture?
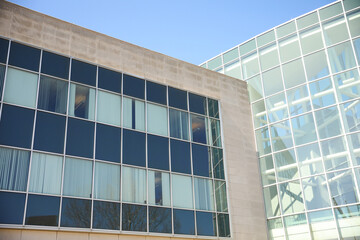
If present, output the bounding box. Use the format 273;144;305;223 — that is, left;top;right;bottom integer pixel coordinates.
34;111;66;154
148;134;169;170
25;194;60;226
218;213;230;237
149;207;172;233
123;129;145;167
37;75;68;114
146;81;167;105
0;104;34;149
208;98;219;118
0;38;9;63
0;65;5;100
122;204;147;232
212;148;225;179
173;209;195;235
70;59;96;87
60;198;91;228
0;192;25;224
191;115;207;144
168;87;187;110
196;211;217;236
95;123;121;163
123;74;145;99
189;93;206;115
66;118;94;158
98;67;121;93
9;42;40;72
170;139;191;174
192;144;211;177
41;51;69;79
92;201;120;230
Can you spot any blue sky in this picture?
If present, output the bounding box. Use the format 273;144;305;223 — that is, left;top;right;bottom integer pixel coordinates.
8;0;336;65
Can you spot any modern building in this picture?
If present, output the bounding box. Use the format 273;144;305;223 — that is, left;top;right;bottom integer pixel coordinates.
202;0;360;239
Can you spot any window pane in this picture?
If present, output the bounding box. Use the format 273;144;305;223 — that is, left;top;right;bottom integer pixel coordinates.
340;99;360;133
247;75;263;102
68;83;95;120
328;41;356;74
287;85;311;116
66;118;94;158
9;42;40;71
0;65;5;100
37;75;68;114
315;106;343;139
309;78;336;109
63;157;92;198
0;192;25;224
268;218;285;240
282;59;306;89
344;0;360;11
348;133;360;166
347;9;360;37
296;143;323;177
122;204;147;232
223;47;239;64
291;113;317;146
97;90;121;126
241;52;259;79
123;74;144;99
123;97;145;131
327;169;359;206
252;100;267;129
169;109;189;140
284;214;310;240
240;39;256;56
170;139;191;174
217;213;230;237
266;92;288;123
92;201;120;230
259;155;275;185
194;178;214;211
304;50;329;81
168;87;187;110
172;174;193;209
308;210;338;240
259;44;279;71
323;16;349;46
334;69;360;103
0;147;30;191
122;166;146;204
215;180;228;212
0;38;9;64
321;136;350;171
275;149;298;182
279;34;301;63
29;152;62;195
189;93;206;115
95;123;121;163
149;207;172;233
191;114;208;144
224;60;241;79
4;67;38;108
335;204;360;239
319;2;343;20
98;67;121;93
263;185;280;217
262;67;283;97
41;51;69;79
277;21;296;38
210;119;221;147
196;212;216;236
60;198;91;228
208;98;219;118
208;56;222;70
173;209;195;235
25;194;60;226
94;162;120;201
279;181;305;214
147;103;168;136
212;148;224;180
302;175;331;210
257;30;275;47
70;59;96;87
148;171;170;206
147;134;169;171
255;127;272;156
270;120;294;152
123;129;146;167
192;144;211;177
147;81;167;105
300;25;324;55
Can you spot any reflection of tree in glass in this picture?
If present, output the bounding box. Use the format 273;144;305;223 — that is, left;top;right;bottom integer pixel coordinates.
93;201;120;230
122;204;147;232
149;207;171;233
61;198;91;228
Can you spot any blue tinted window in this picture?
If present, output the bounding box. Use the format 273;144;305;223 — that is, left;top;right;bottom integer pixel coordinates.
218;213;230;237
0;104;34;148
0;38;9;63
170;139;191;174
123;74;144;99
148;134;169;170
0;192;25;224
37;76;68;114
93;201;120;230
41;51;69;79
122;204;147;232
191;115;208;144
0;65;5;100
61;198;91;228
25;194;60;226
169;87;187;110
34;111;66;154
123;129;145;167
196;212;216;236
96;123;121;163
71;59;96;87
147;81;167;105
192;144;211;177
149;207;172;233
98;67;121;93
9;42;40;72
173;209;195;235
189;93;206;115
66;118;94;158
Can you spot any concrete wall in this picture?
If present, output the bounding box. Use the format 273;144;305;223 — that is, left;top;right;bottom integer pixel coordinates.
0;1;268;239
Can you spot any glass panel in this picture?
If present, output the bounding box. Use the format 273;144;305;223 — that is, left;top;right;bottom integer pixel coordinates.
95;123;121;163
300;25;324;55
0;147;30;191
29;152;62;195
274;149;298;181
302;175;331;210
170;139;191;174
291;113;317;146
0;192;25;224
297;12;319;30
268;218;285;240
123;97;145;131
194;177;214;211
168;87;187;110
259;155;275;185
241;52;259;79
348;133;360;165
147;103;168;136
122;167;146;204
149;207;172;233
321;136;350;171
124;130;146;168
308;210;338;240
334;69;360;103
252;100;267;128
334;204;360;239
277;21;296;39
146;81;167;105
147;134;169;171
263;67;284;97
327;169;358;206
315;106;343;139
239;39;256;56
173;209;195;235
215;180;228;212
63;157;92;198
60;198;91;228
94;162;120;201
192;144;211;177
37;75;68;114
196;212;216;236
247;75;263;102
66;118;94;159
189;93;206;115
328;41;356;74
341;99;360;133
354;38;360;62
217;213;230;237
210;119;221;147
212;148;224;180
257;30;275;47
270;120;294;152
92;201;120;230
25;194;60;226
98;67;121;93
263;185;281;217
4;67;38;108
347;9;360;37
97;90;121;126
309;78;336;109
41;51;69;79
304;50;329;81
223;47;239;64
319;2;343;20
148;171;170;206
123;74;145;99
279;34;301;63
266;92;288;123
259;43;279;71
344;0;360;11
296;143;323;177
323;17;349;47
284;214;310;240
191;114;208;144
283;59;306;89
0;38;9;64
70;59;96;86
122;204;147;232
208;56;222;70
287;85;311;116
279;181;305;214
224;60;241;79
208;98;219;118
0;65;4;100
172;174;193;209
9;42;40;71
68;83;95;120
255;127;272;156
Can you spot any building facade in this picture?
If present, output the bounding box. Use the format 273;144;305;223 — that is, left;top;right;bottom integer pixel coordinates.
202;0;360;239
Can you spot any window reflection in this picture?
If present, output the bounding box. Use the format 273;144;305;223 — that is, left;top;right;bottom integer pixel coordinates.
68;83;95;120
